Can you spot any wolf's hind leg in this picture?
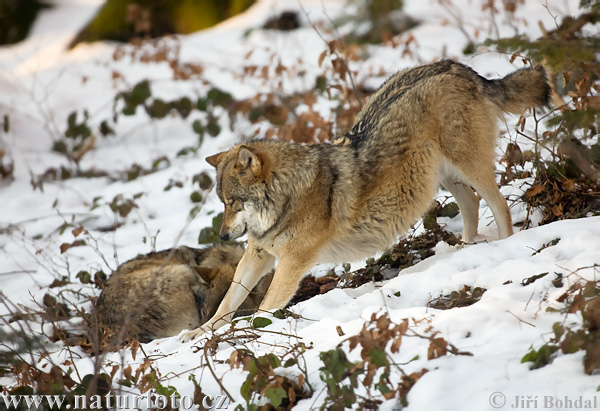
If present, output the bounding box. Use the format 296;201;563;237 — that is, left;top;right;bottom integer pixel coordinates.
461;167;513;239
441;179;480;243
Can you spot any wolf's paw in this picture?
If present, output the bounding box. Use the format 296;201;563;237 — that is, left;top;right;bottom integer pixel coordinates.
178;327;206;343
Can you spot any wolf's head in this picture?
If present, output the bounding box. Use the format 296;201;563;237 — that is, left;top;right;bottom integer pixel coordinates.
206;145;269;241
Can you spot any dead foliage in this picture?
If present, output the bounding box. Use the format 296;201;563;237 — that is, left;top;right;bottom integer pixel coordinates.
428;285;487;310
228;349;310;409
524;278;600;374
319;312;471;409
523;172;600;226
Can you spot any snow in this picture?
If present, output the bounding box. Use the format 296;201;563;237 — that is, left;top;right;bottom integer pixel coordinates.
1;0;598;410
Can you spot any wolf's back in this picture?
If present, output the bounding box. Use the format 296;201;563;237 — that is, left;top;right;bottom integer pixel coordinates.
483;65;551;114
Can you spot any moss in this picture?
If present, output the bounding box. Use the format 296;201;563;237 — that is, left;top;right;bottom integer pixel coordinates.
70;0;255;48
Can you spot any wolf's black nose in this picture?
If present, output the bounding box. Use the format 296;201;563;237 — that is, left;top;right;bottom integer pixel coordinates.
220;233;230;241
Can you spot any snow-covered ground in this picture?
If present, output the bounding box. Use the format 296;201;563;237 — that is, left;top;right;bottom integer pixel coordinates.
1;0;598;410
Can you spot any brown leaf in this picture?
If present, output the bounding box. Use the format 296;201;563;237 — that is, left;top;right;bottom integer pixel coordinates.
551;203;564;217
304;91;317;107
427;337;448;359
376;314;391;331
130;340;140;361
110;364;120;378
60;243;71;254
397;318;409;335
584;338;600;375
71;226;84;237
123;365;132;381
194;384;209;411
348;336;358;352
562;179;576;191
585;297;600;331
391;336;402;353
363;364;376;386
568;294;586;314
525;184;544;198
505;143;524;166
318;50;328;67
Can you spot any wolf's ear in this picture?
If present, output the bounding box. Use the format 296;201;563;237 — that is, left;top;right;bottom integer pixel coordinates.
237;146;262;176
206;151;226;168
195;267;218;282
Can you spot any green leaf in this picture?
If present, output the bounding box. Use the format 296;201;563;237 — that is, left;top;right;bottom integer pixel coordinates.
240;379;253;402
248;107;263;123
283;358;297;368
212;213;223;230
273;309;286;319
552;322;564;340
155;384;178;398
264;387;287;408
52;140;68;153
67;112;77;128
146;99;171;118
129;80;151;106
441;202;460;218
266;353;281;369
272;308;296;319
197;98;207;111
198;226;218;244
315;76;327;93
521;344;558;369
369;348;389;367
206;118;221;137
207;88;233;107
521;347;537;363
247;358;258;376
252;317;272;329
194;172;213;190
175;97;193;118
583;282;600;298
122;104;136;116
190;191;203;203
192;119;204;136
99;120;115;136
376;381;391;394
76;270;92;284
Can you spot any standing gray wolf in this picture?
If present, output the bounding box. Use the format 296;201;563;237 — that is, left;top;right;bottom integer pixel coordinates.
96;244;271;342
180;59;550;341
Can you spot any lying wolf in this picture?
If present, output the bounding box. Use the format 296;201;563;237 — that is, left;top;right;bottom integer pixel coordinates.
96;244;271;342
180;60;550;341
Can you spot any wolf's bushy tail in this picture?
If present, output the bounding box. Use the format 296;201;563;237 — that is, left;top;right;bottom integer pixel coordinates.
484;65;551;114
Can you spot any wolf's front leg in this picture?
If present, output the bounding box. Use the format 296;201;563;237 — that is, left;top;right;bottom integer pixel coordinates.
179;245;275;342
258;254;316;312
